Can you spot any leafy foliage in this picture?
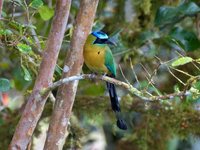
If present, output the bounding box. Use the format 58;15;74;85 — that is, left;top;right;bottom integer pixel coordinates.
171;57;193;67
21;65;32;81
155;2;200;27
17;43;32;53
0;78;10;92
29;0;43;9
38;5;54;21
169;27;200;51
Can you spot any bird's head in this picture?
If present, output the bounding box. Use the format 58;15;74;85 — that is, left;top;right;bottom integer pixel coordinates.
91;31;116;46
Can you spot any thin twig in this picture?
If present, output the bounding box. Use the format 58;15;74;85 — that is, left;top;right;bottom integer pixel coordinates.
140;63;161;95
129;58;141;89
155;56;187;86
30;28;43;55
140;63;151;78
191;62;200;72
49;92;56;103
167;67;186;86
119;64;131;85
176;51;200;72
23;0;30;23
170;67;194;78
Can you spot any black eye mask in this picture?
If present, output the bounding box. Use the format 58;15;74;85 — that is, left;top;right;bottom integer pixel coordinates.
93;38;115;45
93;38;108;44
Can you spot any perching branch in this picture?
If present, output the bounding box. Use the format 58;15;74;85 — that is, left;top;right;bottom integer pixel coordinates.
9;0;72;149
44;0;99;149
41;74;195;102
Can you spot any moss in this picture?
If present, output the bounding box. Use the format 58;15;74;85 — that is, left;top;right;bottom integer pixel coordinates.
119;99;200;150
0;110;20;148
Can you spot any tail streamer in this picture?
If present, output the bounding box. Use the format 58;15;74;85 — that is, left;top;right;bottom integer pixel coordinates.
106;81;127;130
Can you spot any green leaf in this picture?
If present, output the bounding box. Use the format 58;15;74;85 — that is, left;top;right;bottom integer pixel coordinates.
1;11;7;18
155;2;200;27
138;30;159;44
13;67;30;90
169;27;200;51
0;29;13;36
193;81;200;90
55;65;62;76
9;21;25;29
171;57;193;67
155;6;178;27
0;78;10;92
24;24;37;29
21;65;32;81
8;21;25;35
178;2;200;15
30;0;43;9
17;43;32;53
38;5;54;21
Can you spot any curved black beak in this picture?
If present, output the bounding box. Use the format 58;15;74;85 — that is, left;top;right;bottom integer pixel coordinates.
93;38;117;46
105;39;117;46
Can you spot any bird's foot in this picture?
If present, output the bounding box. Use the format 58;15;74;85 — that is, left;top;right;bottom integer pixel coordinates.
102;73;107;77
90;72;97;78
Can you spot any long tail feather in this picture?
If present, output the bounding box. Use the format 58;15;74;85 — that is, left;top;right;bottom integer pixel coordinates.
106;82;120;112
106;81;127;130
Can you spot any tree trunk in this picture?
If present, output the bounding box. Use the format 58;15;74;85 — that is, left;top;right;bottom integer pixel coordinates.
9;0;71;149
43;0;99;149
0;0;3;18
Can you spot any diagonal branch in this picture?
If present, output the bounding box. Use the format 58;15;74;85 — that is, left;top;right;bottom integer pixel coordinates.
9;0;72;149
41;74;195;102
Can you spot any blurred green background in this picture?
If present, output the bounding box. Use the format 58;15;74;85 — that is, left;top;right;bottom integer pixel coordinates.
1;0;200;149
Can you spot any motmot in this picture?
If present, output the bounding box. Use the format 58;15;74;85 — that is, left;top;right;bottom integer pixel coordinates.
83;31;127;130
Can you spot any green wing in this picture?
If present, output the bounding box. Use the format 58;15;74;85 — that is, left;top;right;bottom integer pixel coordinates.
105;47;117;77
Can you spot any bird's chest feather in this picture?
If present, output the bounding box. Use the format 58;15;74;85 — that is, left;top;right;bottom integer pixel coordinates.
84;46;108;73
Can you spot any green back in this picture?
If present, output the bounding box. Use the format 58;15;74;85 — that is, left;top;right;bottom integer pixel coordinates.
105;47;117;77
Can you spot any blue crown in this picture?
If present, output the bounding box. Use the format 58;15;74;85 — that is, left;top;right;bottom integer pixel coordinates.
92;31;108;39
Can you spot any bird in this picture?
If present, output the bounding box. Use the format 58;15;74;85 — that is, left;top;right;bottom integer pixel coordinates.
83;31;127;130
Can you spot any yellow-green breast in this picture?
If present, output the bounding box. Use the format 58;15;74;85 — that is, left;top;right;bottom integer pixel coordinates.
83;34;109;74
